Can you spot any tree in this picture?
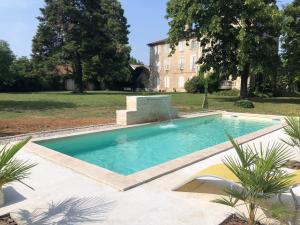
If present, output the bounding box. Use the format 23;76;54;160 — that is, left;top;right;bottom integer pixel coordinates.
202;78;208;109
214;135;293;225
10;57;33;78
32;0;130;92
0;40;15;89
129;57;144;65
281;0;300;93
166;0;282;99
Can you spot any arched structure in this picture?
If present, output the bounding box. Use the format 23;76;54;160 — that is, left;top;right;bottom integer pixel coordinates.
130;64;152;91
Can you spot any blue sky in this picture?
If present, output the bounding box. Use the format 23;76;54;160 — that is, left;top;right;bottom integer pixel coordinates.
0;0;293;64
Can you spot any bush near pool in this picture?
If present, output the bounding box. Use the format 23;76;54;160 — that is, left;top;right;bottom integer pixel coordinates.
234;100;255;108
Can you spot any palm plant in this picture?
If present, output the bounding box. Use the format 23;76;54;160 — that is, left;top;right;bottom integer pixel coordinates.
213;135;294;225
282;117;300;150
0;137;36;206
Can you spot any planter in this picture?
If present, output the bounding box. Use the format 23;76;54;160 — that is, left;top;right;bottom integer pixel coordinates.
0;188;4;207
0;213;18;225
220;214;263;225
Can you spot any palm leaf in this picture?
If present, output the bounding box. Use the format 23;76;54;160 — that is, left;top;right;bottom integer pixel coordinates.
0;137;31;169
0;137;36;187
281;117;300;149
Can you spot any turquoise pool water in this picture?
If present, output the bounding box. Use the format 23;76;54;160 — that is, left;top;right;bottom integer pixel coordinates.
36;115;277;175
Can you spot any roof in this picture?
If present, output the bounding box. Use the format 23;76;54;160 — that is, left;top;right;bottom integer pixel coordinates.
130;64;150;71
147;38;168;46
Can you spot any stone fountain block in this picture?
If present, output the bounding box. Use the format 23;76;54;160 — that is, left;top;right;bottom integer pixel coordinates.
116;95;178;125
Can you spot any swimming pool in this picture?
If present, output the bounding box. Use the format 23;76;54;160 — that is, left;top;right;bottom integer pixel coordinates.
36;115;278;176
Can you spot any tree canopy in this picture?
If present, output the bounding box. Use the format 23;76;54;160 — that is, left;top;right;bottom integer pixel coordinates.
281;0;300;93
166;0;282;98
32;0;131;92
129;57;144;65
0;40;15;89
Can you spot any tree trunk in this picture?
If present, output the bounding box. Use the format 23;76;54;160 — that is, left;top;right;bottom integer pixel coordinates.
248;203;256;225
240;64;250;99
272;72;277;95
287;72;293;94
202;79;208;110
74;52;84;93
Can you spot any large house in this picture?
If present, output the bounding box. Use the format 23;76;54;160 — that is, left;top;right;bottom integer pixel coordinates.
148;38;242;92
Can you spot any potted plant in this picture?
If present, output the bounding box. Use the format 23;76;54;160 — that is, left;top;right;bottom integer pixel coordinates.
214;135;294;225
0;137;36;206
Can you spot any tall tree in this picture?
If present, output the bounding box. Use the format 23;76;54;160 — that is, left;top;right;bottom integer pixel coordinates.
166;0;281;99
281;0;300;93
32;0;130;92
129;57;144;65
0;40;15;89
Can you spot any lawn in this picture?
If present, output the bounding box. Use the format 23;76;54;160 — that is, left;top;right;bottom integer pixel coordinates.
0;91;299;136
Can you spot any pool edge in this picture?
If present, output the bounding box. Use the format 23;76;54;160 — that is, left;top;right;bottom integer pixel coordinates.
24;112;284;191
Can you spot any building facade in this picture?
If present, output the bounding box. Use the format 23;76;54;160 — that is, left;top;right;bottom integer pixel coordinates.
148;38;202;92
148;38;242;92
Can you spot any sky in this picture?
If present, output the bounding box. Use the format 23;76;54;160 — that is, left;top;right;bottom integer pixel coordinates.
0;0;293;65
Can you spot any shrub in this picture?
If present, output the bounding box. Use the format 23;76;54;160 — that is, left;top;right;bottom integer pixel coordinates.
184;70;219;93
214;89;240;96
234;99;255;108
184;75;205;93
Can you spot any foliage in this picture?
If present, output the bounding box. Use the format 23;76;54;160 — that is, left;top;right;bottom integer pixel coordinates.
1;56;64;92
129;57;144;65
234;100;255;108
214;89;240;97
281;0;300;93
213;135;293;225
263;202;297;225
184;76;205;93
0;137;36;188
282;117;300;150
184;69;218;93
32;0;131;92
166;0;282;99
0;40;15;89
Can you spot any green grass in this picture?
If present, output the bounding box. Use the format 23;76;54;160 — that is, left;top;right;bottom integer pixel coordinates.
0;91;299;136
0;91;300;136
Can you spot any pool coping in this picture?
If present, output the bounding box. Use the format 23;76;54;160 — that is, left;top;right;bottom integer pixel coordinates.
25;112;284;191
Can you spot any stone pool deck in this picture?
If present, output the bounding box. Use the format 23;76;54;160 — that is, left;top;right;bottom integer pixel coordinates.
0;121;299;224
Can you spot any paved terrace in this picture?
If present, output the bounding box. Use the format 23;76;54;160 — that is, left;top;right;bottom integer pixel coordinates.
0;129;298;225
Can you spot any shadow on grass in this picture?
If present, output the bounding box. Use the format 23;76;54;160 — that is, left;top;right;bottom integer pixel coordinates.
16;197;114;225
211;96;300;104
52;91;164;96
0;100;76;111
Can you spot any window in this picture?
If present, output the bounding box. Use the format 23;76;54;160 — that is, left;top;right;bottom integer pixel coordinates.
178;41;184;52
164;76;170;88
154;45;160;54
190;55;197;71
156;61;160;72
178;57;185;70
190;40;198;50
164;59;171;71
178;76;185;88
165;44;171;54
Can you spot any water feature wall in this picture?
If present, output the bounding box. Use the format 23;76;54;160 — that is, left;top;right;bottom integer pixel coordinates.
116;95;178;125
